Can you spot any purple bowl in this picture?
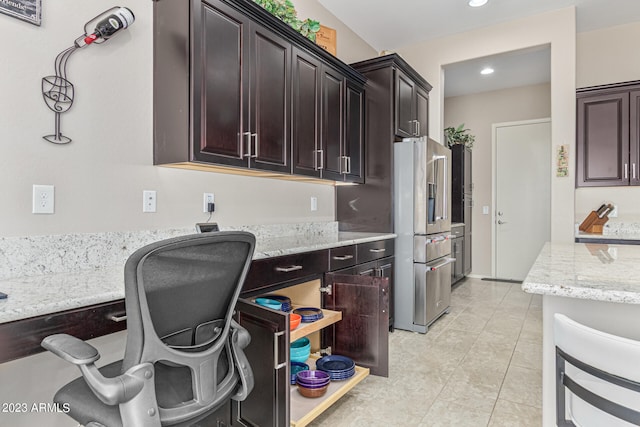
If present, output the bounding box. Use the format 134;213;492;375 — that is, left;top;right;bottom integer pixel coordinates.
297;380;330;389
296;370;330;384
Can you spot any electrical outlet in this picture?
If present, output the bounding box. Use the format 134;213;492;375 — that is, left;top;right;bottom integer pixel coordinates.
143;190;157;213
203;193;215;213
310;196;318;212
32;185;55;214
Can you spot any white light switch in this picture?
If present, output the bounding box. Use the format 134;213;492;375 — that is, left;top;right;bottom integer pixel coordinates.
143;190;157;213
32;185;55;214
482;206;489;215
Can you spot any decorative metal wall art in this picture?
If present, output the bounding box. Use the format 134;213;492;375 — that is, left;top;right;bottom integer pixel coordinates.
42;6;135;144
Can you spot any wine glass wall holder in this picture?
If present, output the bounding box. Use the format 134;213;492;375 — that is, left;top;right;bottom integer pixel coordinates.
42;6;133;144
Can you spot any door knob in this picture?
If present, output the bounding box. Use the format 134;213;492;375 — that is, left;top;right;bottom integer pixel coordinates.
497;220;507;225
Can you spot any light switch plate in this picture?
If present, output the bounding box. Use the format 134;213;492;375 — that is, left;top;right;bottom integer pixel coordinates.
482;206;489;215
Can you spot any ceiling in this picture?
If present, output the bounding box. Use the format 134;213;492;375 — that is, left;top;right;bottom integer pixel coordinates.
317;0;640;97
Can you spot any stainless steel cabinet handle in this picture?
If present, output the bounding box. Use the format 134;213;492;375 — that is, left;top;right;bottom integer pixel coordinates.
428;258;455;271
625;163;629;180
332;254;354;261
242;132;251;158
369;248;386;253
275;265;303;273
416;120;421;136
318;149;324;170
634;163;637;180
110;314;127;322
346;156;351;174
251;133;258;158
273;331;287;370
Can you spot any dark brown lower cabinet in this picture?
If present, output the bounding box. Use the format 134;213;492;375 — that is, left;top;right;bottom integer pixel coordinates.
322;274;389;377
233;299;289;427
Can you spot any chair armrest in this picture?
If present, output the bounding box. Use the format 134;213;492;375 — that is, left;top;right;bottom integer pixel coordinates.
41;334;100;365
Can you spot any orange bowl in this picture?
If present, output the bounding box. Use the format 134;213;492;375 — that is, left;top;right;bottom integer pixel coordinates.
297;383;329;398
290;313;302;330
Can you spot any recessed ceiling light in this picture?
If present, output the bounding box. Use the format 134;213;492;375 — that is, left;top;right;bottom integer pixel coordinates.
468;0;488;7
480;67;494;75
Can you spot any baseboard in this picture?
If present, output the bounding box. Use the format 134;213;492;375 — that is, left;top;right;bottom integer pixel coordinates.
480;277;523;284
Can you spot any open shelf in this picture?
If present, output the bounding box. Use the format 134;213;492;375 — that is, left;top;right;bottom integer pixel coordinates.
289;355;369;427
290;308;341;342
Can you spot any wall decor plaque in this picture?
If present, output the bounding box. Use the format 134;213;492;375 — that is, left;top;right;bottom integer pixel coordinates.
0;0;42;26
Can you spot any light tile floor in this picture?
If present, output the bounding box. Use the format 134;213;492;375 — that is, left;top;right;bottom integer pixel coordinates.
309;278;543;427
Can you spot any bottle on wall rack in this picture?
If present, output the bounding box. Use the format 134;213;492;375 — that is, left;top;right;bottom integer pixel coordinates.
84;7;135;45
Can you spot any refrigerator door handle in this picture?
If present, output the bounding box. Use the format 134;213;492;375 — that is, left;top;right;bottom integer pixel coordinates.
433;155;448;220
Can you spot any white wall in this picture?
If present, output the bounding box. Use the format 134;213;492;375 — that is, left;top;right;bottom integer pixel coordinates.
0;0;375;238
397;7;576;245
575;21;640;220
445;83;551;277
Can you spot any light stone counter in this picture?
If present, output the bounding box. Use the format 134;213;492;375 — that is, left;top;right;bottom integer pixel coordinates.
522;241;640;304
0;223;394;324
522;241;640;426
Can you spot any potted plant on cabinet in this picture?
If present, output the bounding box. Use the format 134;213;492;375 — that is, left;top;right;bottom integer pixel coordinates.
252;0;320;41
444;124;475;149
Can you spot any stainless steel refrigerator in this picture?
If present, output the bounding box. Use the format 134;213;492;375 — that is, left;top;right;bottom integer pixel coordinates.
394;137;453;333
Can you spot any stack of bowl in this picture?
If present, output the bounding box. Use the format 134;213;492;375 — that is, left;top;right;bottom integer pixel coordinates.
263;294;292;312
290;361;309;385
296;370;330;398
290;337;310;363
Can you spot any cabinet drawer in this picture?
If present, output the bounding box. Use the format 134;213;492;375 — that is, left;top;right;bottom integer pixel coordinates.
244;250;328;293
451;225;464;238
0;299;127;364
328;245;357;271
357;239;394;264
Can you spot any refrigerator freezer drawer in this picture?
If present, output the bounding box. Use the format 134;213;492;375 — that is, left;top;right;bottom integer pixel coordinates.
414;260;453;328
414;233;452;263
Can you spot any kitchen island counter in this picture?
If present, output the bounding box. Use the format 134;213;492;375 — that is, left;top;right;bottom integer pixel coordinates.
522;241;640;426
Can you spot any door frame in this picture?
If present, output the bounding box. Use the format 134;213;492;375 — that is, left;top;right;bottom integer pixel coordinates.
490;118;551;278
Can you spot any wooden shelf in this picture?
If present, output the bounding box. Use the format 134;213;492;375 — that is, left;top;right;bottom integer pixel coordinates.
290;355;369;427
290;309;341;342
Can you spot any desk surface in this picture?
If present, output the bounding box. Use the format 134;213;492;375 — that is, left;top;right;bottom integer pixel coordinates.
0;232;395;325
522;242;640;304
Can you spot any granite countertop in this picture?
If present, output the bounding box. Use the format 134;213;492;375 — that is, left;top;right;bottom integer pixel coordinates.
522;242;640;304
575;231;640;241
0;231;395;324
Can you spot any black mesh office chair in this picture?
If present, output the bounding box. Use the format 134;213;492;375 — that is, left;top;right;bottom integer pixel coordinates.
41;232;256;427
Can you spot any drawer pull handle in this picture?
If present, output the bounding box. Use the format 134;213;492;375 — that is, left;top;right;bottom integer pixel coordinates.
369;248;386;253
275;265;303;273
332;255;354;261
109;314;127;323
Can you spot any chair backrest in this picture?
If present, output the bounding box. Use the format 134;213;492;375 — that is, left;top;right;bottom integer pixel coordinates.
121;232;255;424
554;313;640;426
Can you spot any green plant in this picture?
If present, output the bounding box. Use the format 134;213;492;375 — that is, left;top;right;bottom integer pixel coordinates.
444;124;475;149
252;0;320;42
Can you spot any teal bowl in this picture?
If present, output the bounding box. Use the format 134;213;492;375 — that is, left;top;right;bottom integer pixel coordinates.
255;297;283;311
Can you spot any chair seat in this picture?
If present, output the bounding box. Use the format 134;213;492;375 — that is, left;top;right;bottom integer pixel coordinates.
567;366;640;427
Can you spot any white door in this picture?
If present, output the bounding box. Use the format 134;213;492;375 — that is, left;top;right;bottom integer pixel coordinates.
494;119;551;281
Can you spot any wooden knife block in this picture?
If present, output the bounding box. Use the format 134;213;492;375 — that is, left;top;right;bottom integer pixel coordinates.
579;211;609;234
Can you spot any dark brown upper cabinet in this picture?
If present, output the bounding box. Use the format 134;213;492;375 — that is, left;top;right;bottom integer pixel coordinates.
576;82;640;187
395;68;430;139
153;0;365;182
292;53;364;183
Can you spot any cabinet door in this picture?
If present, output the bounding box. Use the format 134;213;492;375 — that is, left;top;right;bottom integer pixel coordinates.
415;85;429;137
323;273;389;377
576;92;630;186
395;69;416;138
463;233;472;276
249;24;291;173
232;299;289;427
343;81;364;183
321;65;345;181
292;48;322;177
631;91;640;186
193;0;249;167
377;258;394;332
